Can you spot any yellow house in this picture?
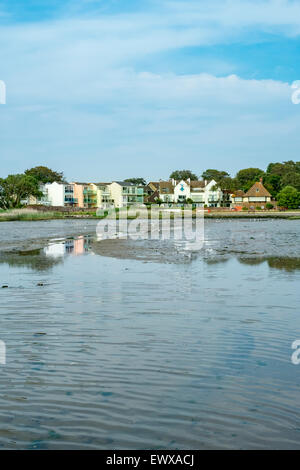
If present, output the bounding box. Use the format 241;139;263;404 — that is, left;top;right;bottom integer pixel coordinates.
94;183;114;208
109;181;144;208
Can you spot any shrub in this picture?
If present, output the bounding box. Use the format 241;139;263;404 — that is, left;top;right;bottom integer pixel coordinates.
256;206;262;210
277;186;300;209
266;203;274;210
242;207;248;211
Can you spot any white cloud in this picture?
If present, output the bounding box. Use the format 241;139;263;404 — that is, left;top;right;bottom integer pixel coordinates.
0;0;300;179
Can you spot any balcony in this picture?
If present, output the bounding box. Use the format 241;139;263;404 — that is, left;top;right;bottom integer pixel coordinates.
64;197;78;205
123;189;138;195
84;198;97;204
83;189;97;196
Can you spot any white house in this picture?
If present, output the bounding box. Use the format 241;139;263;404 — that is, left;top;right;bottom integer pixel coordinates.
40;182;78;207
150;179;223;207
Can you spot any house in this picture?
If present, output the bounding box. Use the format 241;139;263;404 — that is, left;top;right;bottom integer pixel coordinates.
231;179;272;209
42;182;78;207
230;190;245;206
146;179;223;207
158;181;175;203
94;183;114;208
28;182;79;207
71;182;99;209
109;181;144;208
144;184;158;203
190;180;222;207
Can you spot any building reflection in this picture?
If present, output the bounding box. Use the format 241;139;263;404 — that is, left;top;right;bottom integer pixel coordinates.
44;236;92;258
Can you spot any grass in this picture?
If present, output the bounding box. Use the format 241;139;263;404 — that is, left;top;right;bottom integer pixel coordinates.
0;208;108;221
1;207;300;222
0;209;64;222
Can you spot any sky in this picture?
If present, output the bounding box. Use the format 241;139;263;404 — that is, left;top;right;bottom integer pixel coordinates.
1;0;300;181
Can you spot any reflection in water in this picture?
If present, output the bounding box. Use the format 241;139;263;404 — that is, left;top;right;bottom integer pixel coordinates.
238;257;300;272
0;249;63;272
44;236;92;258
0;233;300;272
0;236;93;271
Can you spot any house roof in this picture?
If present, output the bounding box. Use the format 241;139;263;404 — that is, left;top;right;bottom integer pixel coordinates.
190;181;205;187
159;181;174;193
190;181;206;191
232;190;245;197
148;182;160;190
114;181;136;186
245;181;271;198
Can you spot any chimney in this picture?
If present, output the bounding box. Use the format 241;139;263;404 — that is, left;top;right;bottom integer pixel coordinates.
187;178;191;184
204;179;207;186
259;177;263;183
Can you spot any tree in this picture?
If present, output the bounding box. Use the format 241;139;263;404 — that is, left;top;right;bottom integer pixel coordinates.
25;166;64;184
277;186;300;209
266;161;300;193
201;169;230;182
263;173;282;196
235;168;265;190
0;174;42;209
267;160;300;177
216;177;239;192
281;172;300;191
169;170;198;181
124;178;146;186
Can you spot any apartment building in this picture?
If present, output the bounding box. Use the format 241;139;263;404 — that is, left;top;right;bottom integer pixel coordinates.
40;182;78;207
71;182;99;209
95;183;114;209
109;182;144;208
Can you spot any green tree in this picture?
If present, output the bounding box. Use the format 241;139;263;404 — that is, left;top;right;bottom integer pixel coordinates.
266;161;300;192
25;166;64;184
263;173;282;196
217;177;239;192
267;160;300;177
236;168;265;190
281;172;300;191
201;169;230;182
169;170;198;181
124;178;146;186
0;174;42;209
277;186;300;209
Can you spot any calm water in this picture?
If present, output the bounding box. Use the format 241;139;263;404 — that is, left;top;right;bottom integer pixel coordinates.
0;219;300;449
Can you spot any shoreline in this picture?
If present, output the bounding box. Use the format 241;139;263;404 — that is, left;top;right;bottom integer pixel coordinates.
0;209;300;222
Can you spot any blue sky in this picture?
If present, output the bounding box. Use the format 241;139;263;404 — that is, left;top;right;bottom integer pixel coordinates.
1;0;300;181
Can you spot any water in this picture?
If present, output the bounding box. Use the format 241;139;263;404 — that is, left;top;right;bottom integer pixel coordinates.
0;219;300;449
